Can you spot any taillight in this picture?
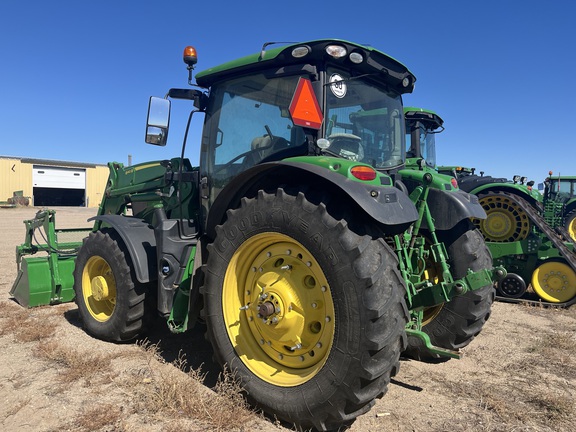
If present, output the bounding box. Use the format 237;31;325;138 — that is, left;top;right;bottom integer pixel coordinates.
351;166;377;181
451;177;458;189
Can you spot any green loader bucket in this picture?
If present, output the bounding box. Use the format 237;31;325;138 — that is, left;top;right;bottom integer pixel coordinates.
11;255;77;307
10;209;91;308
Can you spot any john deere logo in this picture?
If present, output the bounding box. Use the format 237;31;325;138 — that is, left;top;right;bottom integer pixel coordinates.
329;74;347;98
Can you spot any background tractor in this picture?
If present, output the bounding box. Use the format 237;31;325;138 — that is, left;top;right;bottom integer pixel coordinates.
397;107;497;361
541;173;576;243
415;112;576;307
11;41;503;431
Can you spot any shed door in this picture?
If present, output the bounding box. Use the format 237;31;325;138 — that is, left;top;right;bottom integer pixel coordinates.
33;166;86;189
32;165;86;206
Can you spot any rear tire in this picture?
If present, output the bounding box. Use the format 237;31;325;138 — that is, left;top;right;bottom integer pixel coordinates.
404;220;494;362
73;229;148;342
201;189;408;431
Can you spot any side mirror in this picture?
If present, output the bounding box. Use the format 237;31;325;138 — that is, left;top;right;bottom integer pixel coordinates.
146;97;171;146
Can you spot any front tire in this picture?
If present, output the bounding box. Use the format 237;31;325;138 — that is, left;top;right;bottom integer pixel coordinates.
73;229;148;342
202;189;408;431
404;220;494;362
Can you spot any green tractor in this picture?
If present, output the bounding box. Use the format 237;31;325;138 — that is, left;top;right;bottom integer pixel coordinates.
541;173;576;242
425;119;576;306
11;41;504;431
397;107;497;361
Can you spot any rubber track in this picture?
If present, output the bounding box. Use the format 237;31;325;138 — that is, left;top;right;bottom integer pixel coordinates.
489;191;576;308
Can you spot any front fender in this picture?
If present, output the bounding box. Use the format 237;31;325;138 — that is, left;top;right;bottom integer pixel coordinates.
90;215;157;283
427;189;486;230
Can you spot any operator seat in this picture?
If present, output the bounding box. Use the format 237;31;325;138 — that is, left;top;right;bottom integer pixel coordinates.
244;135;292;168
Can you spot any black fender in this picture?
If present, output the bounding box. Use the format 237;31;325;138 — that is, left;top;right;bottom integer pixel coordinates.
426;189;486;230
205;160;419;239
90;215;157;283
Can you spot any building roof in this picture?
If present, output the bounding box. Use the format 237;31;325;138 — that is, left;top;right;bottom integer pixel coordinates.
0;155;107;169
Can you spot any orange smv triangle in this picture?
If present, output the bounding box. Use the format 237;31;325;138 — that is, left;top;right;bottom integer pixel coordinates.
289;78;323;130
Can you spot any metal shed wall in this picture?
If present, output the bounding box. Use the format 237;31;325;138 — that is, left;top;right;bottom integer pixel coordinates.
0;157;109;208
0;158;33;202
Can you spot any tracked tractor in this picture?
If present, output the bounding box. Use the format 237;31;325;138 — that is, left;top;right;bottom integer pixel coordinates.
431;130;576;307
542;173;576;243
11;41;504;431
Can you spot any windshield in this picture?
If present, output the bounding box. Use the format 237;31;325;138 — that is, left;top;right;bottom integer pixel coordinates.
550;179;574;196
324;69;405;169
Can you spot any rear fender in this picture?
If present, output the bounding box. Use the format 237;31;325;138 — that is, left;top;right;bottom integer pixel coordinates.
89;215;157;283
426;189;486;230
205;161;419;239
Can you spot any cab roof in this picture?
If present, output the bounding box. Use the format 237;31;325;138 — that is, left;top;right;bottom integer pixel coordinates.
404;106;444;131
195;39;416;94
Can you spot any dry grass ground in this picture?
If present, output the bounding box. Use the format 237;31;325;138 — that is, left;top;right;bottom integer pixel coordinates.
1;207;575;432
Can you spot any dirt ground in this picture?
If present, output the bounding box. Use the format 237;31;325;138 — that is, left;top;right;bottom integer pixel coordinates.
1;207;574;432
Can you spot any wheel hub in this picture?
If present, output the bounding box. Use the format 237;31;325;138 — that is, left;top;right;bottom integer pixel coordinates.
257;301;276;318
484;213;512;239
91;275;110;301
246;267;324;363
542;272;568;292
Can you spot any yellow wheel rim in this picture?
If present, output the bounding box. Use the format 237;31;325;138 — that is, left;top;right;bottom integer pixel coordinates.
223;233;335;387
531;262;576;303
475;195;530;242
81;256;117;321
568;216;576;242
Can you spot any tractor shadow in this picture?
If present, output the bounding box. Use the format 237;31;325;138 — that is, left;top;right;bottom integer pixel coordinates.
63;308;222;388
143;313;222;388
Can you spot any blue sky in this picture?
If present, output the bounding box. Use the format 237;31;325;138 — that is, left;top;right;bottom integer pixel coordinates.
1;1;574;185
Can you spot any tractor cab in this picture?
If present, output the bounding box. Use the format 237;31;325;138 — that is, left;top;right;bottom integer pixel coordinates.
145;41;418;238
404;106;444;169
544;174;576;203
